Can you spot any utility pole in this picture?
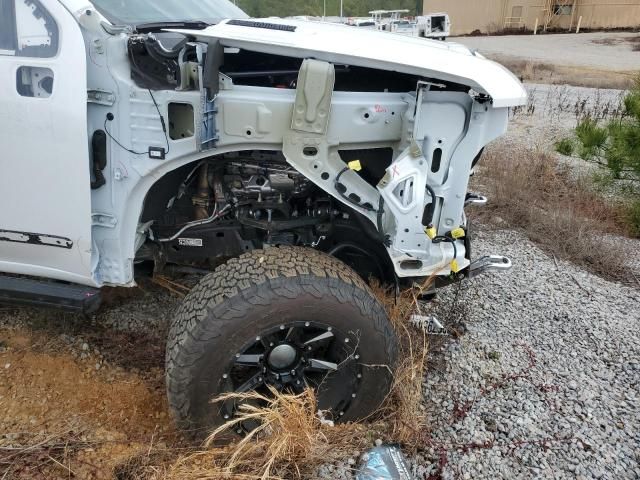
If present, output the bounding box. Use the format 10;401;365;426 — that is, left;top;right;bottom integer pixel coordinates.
323;0;326;20
340;0;343;20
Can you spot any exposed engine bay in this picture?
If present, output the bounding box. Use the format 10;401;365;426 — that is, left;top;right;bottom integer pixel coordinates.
140;151;395;282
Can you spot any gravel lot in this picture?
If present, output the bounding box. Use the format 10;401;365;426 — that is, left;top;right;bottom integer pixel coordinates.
408;227;640;480
453;32;640;71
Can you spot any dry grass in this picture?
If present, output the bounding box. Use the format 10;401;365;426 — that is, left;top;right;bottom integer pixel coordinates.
160;388;353;479
592;35;640;52
120;280;435;479
493;55;635;90
371;281;431;447
474;147;636;284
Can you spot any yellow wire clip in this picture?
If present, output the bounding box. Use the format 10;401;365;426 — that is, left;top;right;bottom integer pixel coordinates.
450;258;460;273
450;227;465;239
348;160;362;171
425;226;437;239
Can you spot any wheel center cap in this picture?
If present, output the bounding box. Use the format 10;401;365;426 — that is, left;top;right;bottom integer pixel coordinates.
268;344;297;369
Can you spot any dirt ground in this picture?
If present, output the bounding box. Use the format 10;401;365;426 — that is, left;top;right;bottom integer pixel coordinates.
453;31;640;71
0;286;180;479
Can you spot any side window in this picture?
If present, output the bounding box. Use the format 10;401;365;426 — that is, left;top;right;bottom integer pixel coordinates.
0;0;18;52
12;0;59;58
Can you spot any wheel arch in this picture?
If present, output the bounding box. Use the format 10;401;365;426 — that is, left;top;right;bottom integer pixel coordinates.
96;145;280;286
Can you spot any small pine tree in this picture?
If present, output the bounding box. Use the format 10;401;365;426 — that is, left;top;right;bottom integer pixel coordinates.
569;78;640;235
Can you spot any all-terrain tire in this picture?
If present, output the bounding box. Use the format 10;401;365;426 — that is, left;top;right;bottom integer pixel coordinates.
165;246;398;437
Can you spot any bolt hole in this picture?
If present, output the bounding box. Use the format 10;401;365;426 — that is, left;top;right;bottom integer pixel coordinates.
364;112;370;119
321;172;330;180
246;130;252;136
303;146;318;157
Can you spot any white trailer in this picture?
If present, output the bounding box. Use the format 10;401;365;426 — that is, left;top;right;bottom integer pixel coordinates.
417;13;451;40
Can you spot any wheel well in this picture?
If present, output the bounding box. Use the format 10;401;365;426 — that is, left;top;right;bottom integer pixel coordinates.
136;153;395;285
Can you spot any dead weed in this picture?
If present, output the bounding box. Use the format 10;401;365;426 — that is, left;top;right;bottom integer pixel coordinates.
494;55;635;90
474;147;636;284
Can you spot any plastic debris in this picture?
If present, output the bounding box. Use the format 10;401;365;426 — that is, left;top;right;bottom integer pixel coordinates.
409;314;448;335
356;445;411;480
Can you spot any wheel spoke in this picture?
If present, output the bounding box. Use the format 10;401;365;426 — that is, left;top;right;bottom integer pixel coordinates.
284;326;297;341
235;354;263;366
307;358;338;372
234;371;264;393
303;330;334;346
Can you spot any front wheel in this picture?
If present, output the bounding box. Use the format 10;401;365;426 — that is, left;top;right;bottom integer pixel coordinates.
165;246;398;438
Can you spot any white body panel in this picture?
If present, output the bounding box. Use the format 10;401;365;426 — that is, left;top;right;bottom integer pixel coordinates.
172;19;526;108
0;0;95;285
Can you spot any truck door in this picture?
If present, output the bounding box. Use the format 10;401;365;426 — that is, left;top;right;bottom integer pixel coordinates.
0;0;95;285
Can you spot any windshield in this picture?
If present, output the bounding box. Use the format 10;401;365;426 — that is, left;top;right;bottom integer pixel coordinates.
90;0;248;25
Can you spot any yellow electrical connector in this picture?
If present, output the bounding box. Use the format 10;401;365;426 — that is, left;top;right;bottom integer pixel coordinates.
348;160;362;171
450;258;460;273
450;227;465;239
425;225;437;239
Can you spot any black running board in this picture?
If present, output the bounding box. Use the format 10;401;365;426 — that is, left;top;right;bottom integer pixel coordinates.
0;275;101;314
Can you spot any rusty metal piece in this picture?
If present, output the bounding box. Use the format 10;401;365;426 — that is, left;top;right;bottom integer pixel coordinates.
192;163;210;220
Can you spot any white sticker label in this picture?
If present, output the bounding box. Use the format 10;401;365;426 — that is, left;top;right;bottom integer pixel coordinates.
178;237;203;247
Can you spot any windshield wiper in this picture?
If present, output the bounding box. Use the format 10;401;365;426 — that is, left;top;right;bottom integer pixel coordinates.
135;20;213;33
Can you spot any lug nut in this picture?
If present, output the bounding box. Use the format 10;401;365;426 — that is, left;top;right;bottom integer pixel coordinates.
222;373;228;379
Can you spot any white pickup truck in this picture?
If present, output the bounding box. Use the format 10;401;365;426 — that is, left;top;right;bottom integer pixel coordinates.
0;0;525;437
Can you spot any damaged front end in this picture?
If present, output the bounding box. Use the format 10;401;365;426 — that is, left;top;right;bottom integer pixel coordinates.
87;12;526;286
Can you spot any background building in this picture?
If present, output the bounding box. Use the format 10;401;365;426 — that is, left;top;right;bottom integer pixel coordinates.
423;0;640;35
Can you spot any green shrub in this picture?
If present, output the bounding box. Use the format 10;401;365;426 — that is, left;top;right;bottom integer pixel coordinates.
572;76;640;235
555;138;575;156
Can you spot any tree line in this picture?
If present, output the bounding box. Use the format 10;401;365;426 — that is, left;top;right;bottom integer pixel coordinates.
235;0;421;18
